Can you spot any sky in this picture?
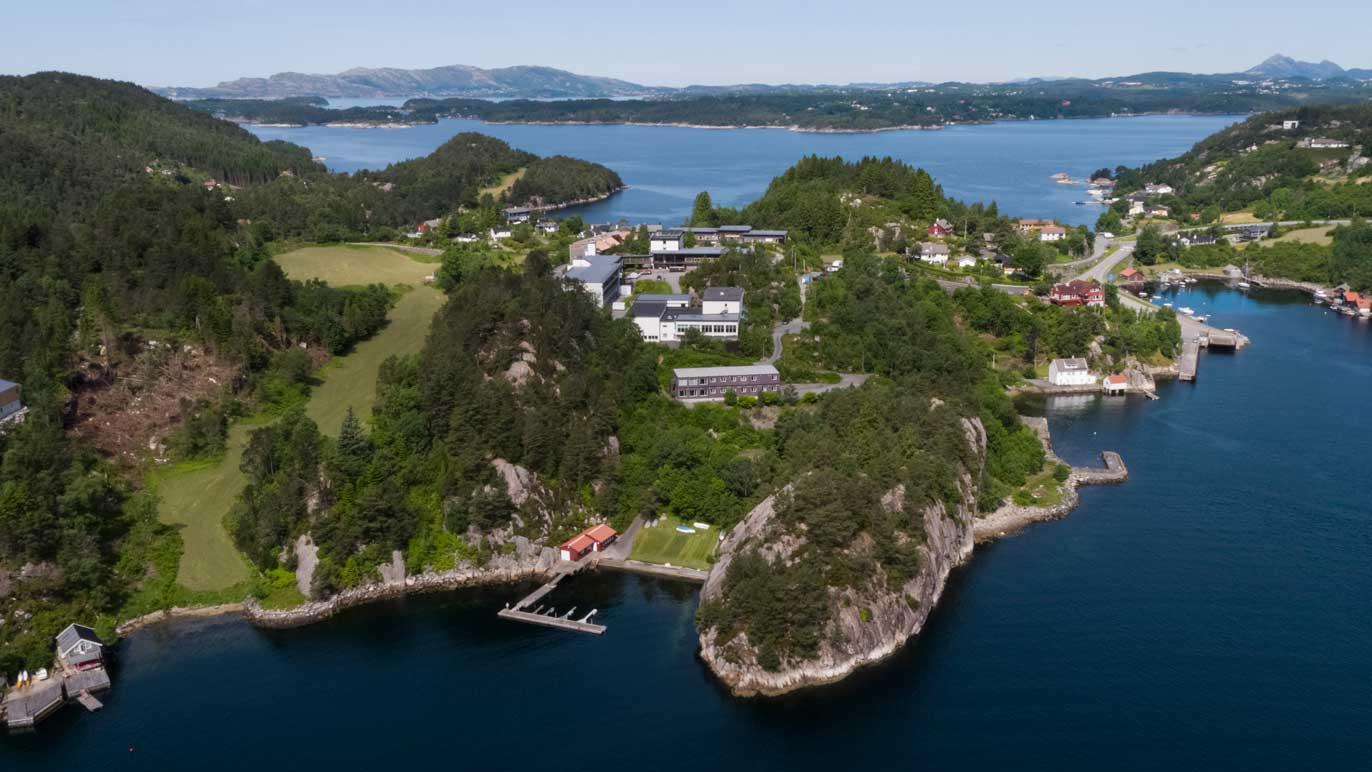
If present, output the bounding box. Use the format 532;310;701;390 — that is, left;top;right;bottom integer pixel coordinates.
5;0;1371;88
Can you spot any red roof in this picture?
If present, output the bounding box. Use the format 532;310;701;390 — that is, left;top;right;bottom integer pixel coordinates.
584;524;617;544
1345;291;1363;303
1120;267;1140;278
560;534;595;553
1105;374;1127;384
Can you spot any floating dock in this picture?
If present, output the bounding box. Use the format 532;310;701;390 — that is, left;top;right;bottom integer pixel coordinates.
498;561;606;635
496;607;606;635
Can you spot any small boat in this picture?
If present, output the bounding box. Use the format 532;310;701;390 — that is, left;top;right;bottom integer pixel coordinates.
1138;292;1150;298
692;521;711;530
1237;281;1252;290
1180;307;1195;315
1163;302;1174;308
1194;315;1209;323
675;525;697;534
35;668;49;681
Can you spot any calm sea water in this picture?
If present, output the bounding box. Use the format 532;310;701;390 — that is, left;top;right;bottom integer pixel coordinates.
248;115;1237;227
5;284;1371;768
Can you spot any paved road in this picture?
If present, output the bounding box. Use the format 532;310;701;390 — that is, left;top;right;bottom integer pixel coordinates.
935;277;1033;295
761;317;808;364
1076;243;1135;283
1175;218;1351;234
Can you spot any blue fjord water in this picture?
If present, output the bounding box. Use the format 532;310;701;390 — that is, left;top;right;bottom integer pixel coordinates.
5;285;1371;769
247;114;1237;228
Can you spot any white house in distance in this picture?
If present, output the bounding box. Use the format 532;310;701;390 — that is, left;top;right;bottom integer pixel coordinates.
1282;119;1300;130
1039;225;1066;242
918;242;950;265
564;254;622;309
1048;357;1097;387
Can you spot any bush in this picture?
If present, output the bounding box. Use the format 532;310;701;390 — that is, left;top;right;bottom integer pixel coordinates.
1053;463;1071;482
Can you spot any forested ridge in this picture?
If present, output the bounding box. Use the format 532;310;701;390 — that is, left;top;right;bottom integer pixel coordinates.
190;74;1372;132
1106;105;1372;222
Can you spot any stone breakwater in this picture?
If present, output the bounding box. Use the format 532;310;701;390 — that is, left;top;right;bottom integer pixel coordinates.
245;546;556;629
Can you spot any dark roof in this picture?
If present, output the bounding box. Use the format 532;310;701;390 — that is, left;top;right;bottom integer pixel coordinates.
56;623;103;659
668;247;727;256
717;225;753;232
650;229;684;239
703;287;744;302
630;301;667;320
742;229;787;238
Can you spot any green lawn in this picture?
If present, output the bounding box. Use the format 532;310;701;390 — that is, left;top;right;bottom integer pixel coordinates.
306;286;443;436
275;244;435;287
1268;225;1334;246
155;245;444;591
630;516;720;570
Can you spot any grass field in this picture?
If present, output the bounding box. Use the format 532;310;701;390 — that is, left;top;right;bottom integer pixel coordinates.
629;516;720;570
1268;225;1335;246
275;244;435;287
480;168;526;199
156;245;444;590
1220;211;1262;224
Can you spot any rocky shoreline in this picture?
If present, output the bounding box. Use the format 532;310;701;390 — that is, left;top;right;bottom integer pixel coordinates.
114;541;557;636
974;417;1128;542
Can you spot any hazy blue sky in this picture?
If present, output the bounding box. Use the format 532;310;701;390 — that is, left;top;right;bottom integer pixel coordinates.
5;0;1370;87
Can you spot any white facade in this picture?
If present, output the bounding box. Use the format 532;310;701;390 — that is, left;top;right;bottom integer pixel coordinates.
1040;228;1066;242
650;231;683;252
1048;358;1097;387
1283;119;1300;130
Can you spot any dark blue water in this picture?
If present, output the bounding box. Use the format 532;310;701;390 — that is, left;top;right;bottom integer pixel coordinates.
6;285;1371;768
248;115;1237;227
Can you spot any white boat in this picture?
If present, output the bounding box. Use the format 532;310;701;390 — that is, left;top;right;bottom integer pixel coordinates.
35;668;49;681
1138;292;1150;298
1237;281;1252;289
1163;302;1174;308
1180;307;1195;316
1194;315;1209;323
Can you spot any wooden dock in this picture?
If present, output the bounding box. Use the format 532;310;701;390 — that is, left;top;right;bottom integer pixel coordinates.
2;679;65;730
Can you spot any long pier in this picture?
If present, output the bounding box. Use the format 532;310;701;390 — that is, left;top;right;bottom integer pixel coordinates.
1179;338;1200;381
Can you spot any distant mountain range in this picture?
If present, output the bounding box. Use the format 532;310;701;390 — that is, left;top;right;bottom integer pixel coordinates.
1244;54;1372;81
155;55;1372;101
154;64;659;100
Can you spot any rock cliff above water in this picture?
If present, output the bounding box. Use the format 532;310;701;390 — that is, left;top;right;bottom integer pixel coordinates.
696;418;986;696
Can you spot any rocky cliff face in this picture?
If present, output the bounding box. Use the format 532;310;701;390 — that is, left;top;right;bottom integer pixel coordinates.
698;418;985;697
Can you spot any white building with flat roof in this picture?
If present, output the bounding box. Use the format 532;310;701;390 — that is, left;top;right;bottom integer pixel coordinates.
565;254;622;309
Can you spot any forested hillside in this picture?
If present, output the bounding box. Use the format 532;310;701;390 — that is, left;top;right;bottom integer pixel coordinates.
508;155;623;207
1106;105;1372;221
0;73;619;671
